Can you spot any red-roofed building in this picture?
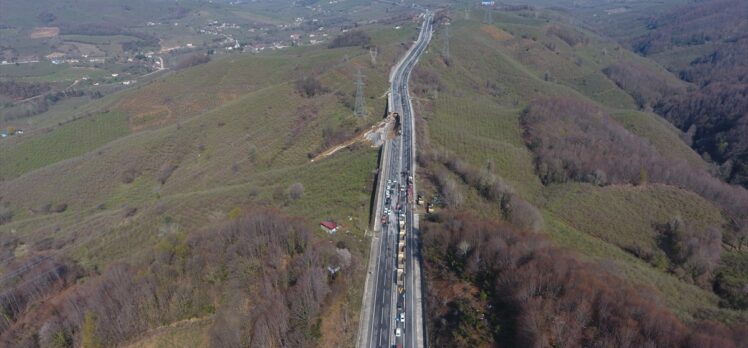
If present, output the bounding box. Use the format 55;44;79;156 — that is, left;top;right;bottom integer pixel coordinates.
320;221;338;234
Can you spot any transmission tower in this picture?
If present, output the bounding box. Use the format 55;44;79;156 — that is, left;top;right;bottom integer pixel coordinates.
369;46;378;66
354;68;366;117
442;25;450;63
483;7;493;24
464;5;470;19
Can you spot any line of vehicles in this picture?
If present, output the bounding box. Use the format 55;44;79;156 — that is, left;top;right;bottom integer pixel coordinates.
381;172;412;227
366;10;432;348
382;169;414;347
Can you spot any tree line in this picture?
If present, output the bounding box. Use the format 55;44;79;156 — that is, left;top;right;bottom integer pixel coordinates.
521;97;748;231
0;81;51;100
617;0;748;188
520;96;748;307
327;30;371;49
0;209;356;347
422;210;748;347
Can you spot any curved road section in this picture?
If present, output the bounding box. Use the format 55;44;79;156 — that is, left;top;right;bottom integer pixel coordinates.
358;11;433;348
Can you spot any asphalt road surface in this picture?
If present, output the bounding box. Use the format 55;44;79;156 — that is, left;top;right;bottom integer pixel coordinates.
362;11;433;348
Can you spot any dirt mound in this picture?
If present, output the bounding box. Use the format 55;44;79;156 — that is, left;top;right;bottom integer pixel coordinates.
480;25;512;41
30;27;59;39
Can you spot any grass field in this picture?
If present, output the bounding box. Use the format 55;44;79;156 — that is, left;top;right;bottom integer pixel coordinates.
1;62;109;83
545;183;725;259
0;110;130;179
612;110;707;169
543;213;744;323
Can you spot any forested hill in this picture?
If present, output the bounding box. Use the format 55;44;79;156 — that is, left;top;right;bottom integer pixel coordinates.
601;0;748;188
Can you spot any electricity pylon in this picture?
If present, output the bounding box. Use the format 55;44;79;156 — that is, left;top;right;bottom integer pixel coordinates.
483;7;493;24
354;68;366;117
442;25;450;62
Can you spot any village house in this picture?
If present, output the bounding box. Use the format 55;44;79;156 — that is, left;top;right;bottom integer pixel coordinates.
320;221;338;234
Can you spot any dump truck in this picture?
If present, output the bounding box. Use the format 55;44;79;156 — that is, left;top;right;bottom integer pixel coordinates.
397;269;405;294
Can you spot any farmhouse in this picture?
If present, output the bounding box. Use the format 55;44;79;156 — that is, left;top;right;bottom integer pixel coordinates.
320;221;338;234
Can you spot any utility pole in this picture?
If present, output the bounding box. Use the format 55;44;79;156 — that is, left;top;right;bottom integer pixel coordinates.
354;68;366;117
483;6;493;24
442;25;450;63
369;46;378;66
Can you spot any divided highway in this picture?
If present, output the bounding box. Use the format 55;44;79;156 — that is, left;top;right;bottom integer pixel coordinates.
358;11;433;348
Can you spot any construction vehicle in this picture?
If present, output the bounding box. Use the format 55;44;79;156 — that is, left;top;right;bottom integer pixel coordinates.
397;245;406;294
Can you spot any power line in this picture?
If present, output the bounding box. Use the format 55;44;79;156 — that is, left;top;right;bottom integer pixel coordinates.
354;68;366;117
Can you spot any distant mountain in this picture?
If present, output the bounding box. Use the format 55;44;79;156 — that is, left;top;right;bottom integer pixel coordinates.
595;0;748;188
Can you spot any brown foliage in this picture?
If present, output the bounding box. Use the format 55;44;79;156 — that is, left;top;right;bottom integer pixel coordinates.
0;255;83;334
327;30;371;49
433;169;464;208
120;168;140;184
602;62;683;108
320;126;353;150
521;97;748;228
175;53;210;70
655;82;748;187
422;211;748;347
0;80;51;100
421;149;544;231
295;75;328;98
412;67;445;96
630;0;746;57
0;207;12;225
0;209;351;347
545;24;588;47
157;163;178;185
626;0;748;188
288;182;305;200
656;216;723;286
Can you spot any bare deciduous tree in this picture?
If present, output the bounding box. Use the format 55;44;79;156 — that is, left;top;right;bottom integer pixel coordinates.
288;182;305;200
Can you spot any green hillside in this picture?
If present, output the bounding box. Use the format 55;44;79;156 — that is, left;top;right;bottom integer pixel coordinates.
0;21;419;346
2;1;746;346
413;7;746;326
